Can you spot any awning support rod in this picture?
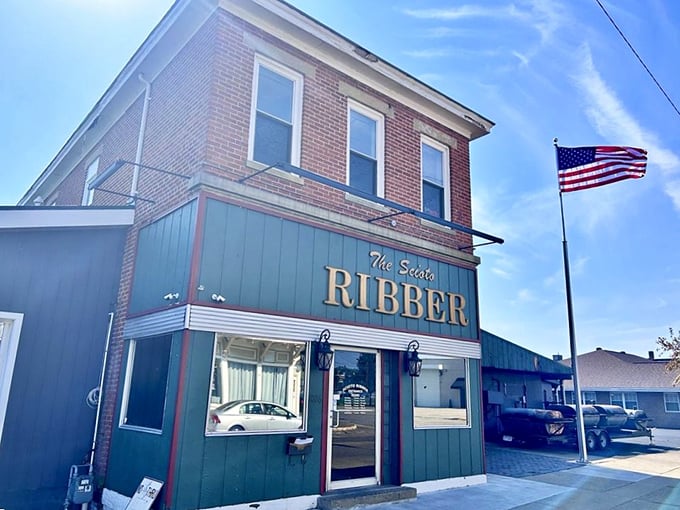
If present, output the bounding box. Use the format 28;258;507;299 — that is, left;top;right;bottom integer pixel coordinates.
240;161;504;246
89;159;190;191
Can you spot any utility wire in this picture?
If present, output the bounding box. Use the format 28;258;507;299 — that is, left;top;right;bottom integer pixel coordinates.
594;0;680;119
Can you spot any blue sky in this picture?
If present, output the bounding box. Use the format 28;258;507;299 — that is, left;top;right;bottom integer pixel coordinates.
2;0;678;359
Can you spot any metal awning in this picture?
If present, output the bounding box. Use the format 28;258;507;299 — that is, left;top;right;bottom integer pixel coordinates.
240;162;504;250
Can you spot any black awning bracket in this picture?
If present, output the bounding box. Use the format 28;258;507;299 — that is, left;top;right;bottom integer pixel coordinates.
87;159;190;205
237;163;280;184
95;188;155;204
367;210;408;223
457;240;496;251
270;162;504;246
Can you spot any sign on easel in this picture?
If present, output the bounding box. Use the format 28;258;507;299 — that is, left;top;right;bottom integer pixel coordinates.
124;477;163;510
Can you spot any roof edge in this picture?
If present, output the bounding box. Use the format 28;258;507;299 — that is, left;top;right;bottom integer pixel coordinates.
0;206;135;229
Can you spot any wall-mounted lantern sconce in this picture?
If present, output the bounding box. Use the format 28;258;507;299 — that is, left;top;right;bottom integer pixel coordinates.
315;329;334;371
405;340;422;377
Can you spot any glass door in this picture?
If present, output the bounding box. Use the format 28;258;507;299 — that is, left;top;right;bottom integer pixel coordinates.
327;348;380;490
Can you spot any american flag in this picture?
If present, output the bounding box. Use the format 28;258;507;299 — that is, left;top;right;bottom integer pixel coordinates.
556;146;647;193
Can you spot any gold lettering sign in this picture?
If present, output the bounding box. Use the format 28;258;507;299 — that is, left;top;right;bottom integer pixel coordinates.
323;261;469;326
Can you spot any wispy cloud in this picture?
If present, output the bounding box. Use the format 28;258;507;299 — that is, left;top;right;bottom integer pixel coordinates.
571;43;680;214
403;5;519;21
403;1;567;64
421;27;480;39
403;48;502;59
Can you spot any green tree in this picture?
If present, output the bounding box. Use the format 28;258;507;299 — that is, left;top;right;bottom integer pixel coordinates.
657;327;680;386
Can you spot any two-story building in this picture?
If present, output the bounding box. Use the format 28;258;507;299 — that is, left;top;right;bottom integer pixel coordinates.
17;1;502;508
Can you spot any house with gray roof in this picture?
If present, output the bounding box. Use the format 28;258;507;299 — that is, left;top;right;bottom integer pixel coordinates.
562;347;680;429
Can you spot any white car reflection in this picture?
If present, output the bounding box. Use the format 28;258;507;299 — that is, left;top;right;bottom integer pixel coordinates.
208;400;302;432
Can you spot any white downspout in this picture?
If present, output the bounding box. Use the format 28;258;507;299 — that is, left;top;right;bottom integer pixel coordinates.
84;312;114;510
130;74;152;202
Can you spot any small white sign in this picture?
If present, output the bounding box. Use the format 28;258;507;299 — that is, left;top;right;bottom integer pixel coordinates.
125;477;164;510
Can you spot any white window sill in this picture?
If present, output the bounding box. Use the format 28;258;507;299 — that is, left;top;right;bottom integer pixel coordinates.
246;160;304;185
344;192;386;211
420;217;452;231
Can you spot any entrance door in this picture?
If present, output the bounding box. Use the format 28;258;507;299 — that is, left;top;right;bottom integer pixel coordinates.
327;348;380;490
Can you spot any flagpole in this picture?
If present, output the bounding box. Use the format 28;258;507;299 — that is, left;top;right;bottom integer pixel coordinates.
554;138;588;463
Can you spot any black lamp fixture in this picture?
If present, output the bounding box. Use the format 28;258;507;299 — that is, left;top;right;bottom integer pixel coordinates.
315;329;334;371
405;340;422;377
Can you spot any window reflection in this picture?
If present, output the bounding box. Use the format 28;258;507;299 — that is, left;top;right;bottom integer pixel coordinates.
413;357;469;428
207;336;307;434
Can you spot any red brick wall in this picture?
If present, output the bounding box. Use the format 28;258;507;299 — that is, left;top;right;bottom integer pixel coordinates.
47;8;479;475
202;12;473;250
89;15;219;476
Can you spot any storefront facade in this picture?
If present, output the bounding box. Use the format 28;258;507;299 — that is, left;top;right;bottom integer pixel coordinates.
102;196;486;508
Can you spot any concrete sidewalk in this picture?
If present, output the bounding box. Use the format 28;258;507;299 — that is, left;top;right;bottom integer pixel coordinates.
358;465;680;509
351;438;680;510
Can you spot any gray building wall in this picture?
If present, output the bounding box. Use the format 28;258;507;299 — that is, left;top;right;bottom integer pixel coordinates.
0;224;128;509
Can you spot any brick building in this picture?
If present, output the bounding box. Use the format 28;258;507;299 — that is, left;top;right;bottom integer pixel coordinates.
18;1;502;508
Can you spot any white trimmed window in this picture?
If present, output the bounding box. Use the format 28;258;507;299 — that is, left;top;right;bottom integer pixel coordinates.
347;100;384;198
579;391;597;404
0;312;23;447
120;334;172;432
664;392;680;412
610;391;638;409
82;157;99;206
248;55;303;168
206;335;307;435
413;357;470;429
421;136;450;220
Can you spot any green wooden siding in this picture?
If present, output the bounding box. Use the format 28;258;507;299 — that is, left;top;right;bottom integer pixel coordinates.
171;331;324;509
129;200;197;313
199;199;478;339
105;331;183;497
481;330;572;376
400;360;484;482
381;351;401;485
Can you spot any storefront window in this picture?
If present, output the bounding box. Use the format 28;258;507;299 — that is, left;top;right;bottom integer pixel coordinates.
121;334;172;431
206;336;307;434
413;357;469;428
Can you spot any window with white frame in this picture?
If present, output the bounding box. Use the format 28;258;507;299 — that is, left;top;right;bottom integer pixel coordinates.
413;356;469;428
610;391;638;409
581;391;597;404
82;157;99;205
121;334;172;431
248;55;303;168
347;101;384;197
0;312;23;448
206;335;307;434
421;136;450;220
664;392;680;412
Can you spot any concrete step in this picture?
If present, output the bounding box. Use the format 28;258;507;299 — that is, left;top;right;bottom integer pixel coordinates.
316;485;416;509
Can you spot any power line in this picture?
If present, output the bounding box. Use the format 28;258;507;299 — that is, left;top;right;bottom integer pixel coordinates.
594;0;680;119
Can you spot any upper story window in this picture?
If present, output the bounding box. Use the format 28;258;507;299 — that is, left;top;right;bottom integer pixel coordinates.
421;136;450;220
248;55;303;168
347;100;384;198
81;157;99;205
